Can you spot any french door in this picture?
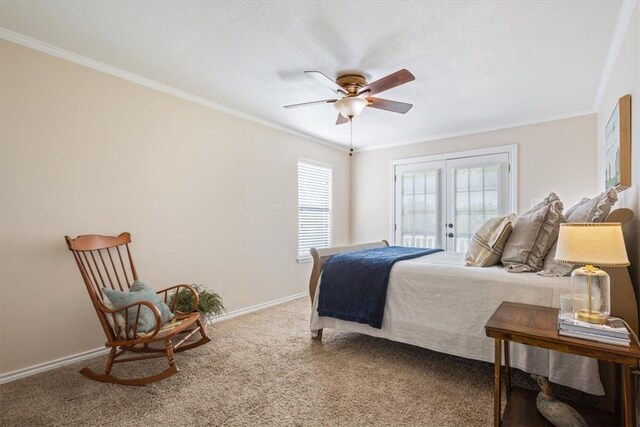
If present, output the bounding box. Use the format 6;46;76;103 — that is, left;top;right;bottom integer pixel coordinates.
394;150;513;252
395;161;446;249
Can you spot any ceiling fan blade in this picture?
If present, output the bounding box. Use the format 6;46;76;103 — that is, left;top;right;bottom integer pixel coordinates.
358;69;415;97
305;71;348;95
283;99;337;109
366;97;413;114
336;113;349;125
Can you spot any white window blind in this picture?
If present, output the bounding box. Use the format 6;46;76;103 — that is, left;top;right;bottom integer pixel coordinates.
298;161;332;260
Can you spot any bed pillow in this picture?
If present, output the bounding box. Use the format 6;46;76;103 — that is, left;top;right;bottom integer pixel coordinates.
102;280;174;335
101;289;127;337
537;198;586;277
565;187;617;223
538;189;618;277
563;198;589;220
501;193;563;273
465;214;516;267
537;237;573;277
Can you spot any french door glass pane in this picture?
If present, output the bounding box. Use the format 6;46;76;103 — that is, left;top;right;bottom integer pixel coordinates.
400;170;438;248
453;165;502;252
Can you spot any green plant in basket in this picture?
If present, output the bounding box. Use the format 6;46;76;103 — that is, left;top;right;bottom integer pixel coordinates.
172;285;225;320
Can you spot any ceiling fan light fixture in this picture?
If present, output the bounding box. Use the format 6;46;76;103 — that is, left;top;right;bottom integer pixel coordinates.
334;97;368;119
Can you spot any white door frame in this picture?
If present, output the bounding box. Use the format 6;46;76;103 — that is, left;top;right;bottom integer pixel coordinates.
389;144;518;245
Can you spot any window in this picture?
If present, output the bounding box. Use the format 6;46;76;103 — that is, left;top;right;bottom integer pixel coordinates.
298;160;332;260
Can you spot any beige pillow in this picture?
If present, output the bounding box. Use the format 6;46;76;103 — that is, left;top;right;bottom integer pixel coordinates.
564;198;589;220
565;188;617;223
501;193;563;273
466;214;516;267
537;239;573;277
538;188;618;277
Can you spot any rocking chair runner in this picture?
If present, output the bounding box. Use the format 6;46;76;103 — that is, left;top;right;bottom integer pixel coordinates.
65;232;211;385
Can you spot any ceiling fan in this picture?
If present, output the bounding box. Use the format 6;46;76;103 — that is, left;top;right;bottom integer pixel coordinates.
284;69;415;124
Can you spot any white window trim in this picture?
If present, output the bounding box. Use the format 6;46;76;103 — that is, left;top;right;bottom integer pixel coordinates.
297;158;333;262
388;144;518;244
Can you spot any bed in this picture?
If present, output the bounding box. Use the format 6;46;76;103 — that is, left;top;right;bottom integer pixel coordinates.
308;208;637;401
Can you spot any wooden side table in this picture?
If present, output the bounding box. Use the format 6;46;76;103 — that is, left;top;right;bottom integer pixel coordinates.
485;301;639;427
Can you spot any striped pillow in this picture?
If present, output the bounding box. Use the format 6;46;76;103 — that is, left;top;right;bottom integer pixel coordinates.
465;214;516;267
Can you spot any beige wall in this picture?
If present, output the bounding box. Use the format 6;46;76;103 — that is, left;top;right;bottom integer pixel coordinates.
596;5;640;305
0;40;350;374
351;115;598;243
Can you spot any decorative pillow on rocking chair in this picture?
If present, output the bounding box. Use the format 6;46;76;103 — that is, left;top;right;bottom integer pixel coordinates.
102;280;174;336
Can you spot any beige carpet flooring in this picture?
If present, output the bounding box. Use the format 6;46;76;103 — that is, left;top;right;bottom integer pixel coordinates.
1;297;594;426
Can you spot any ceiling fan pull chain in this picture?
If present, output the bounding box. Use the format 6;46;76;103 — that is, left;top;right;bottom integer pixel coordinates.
349;118;354;157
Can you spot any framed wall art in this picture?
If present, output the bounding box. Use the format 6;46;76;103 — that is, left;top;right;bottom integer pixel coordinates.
604;94;631;191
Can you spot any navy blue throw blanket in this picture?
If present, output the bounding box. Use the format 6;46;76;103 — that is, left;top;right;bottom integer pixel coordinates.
317;246;443;329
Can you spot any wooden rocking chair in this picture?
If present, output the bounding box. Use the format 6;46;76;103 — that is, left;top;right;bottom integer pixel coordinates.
65;232;211;385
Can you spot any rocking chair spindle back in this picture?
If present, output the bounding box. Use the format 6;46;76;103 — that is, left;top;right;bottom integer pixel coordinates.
65;232;211;385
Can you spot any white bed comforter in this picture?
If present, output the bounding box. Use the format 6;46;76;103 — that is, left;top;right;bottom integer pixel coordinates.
310;251;604;395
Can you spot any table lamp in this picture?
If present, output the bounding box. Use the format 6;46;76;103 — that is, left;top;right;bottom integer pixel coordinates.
554;223;629;324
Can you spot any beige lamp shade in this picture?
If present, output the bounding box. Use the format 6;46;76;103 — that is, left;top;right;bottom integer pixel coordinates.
555;222;630;267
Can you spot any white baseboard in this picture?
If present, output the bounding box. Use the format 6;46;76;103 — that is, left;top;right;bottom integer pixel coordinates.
208;291;307;324
0;347;110;385
0;292;307;385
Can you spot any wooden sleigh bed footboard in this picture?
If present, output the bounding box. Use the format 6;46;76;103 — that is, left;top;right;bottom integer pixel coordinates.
309;240;389;340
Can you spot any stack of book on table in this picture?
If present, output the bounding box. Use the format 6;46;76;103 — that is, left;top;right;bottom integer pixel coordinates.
558;314;630;346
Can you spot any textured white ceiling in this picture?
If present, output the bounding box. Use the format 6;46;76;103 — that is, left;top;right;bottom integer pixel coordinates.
0;1;622;149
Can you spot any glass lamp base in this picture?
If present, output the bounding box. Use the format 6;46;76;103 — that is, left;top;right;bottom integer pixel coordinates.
571;265;611;325
575;309;608;324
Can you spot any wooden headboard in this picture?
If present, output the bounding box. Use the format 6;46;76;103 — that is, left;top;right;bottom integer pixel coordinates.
600;208;636;413
603;207;637;334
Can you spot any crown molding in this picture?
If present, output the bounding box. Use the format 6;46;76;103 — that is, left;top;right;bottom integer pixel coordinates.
0;27;347;153
356;109;595;152
593;0;637;111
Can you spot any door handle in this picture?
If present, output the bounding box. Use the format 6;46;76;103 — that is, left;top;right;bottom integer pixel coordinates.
448;233;454;238
447;223;453;228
